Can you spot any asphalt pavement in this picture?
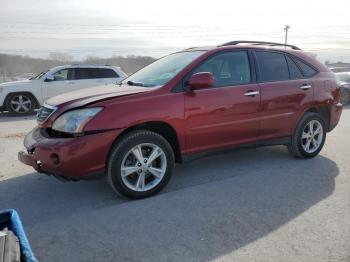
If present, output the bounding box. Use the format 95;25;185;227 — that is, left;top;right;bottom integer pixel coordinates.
0;108;349;262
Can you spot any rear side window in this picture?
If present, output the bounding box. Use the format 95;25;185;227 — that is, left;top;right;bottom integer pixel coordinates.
74;68;90;80
256;51;289;82
286;56;303;79
74;68;119;79
293;58;317;77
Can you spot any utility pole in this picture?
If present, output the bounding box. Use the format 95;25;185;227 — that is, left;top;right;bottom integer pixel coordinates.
1;69;5;83
284;25;291;47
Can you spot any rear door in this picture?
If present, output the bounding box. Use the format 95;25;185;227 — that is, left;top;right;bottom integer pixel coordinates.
255;50;315;138
184;50;261;154
71;68;103;90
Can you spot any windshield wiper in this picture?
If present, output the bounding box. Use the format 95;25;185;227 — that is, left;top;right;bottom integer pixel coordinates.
126;80;145;87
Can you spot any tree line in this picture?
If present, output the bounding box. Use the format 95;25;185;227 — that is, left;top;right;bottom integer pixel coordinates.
0;52;156;79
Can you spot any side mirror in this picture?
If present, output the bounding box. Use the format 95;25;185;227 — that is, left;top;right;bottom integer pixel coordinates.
188;72;214;91
45;75;54;82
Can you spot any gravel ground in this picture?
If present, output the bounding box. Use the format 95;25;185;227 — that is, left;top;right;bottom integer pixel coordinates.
0;108;349;262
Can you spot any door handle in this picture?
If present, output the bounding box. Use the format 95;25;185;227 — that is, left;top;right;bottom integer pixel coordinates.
96;80;103;83
244;90;259;97
67;81;75;84
300;84;312;90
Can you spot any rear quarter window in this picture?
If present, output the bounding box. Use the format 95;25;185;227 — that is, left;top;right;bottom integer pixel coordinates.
286;56;303;79
293;57;318;77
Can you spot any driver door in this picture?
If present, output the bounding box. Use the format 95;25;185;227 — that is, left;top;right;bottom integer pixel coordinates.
42;68;74;101
184;50;261;154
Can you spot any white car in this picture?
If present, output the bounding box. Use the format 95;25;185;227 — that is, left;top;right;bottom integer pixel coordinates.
0;65;127;115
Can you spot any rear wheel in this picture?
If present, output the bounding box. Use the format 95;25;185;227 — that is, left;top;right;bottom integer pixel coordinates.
288;112;326;158
107;130;175;199
5;93;36;115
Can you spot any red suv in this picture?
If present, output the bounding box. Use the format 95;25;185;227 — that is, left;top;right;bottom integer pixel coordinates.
19;41;343;199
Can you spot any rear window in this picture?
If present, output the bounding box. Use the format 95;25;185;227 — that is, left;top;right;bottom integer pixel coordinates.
293;57;317;77
256;51;289;82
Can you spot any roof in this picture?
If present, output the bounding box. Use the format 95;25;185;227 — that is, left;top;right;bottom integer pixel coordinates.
49;64;121;72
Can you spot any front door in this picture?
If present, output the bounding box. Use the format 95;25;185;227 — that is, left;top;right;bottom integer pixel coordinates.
42;68;74;101
184;50;261;154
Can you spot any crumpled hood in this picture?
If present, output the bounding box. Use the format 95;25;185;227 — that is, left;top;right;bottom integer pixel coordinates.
0;79;33;87
45;84;153;107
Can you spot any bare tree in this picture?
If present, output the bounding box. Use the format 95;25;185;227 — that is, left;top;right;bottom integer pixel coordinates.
47;52;73;62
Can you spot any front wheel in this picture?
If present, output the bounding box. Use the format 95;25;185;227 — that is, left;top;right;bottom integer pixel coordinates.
107;130;175;199
6;93;36;115
288;112;326;158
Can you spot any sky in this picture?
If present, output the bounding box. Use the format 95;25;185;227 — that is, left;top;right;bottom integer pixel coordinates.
0;0;350;62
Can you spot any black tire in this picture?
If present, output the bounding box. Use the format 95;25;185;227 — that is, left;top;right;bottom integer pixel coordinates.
288;112;326;158
107;130;175;199
340;90;349;105
5;93;36;115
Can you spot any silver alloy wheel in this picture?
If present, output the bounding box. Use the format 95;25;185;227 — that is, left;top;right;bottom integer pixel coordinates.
121;143;167;192
301;119;323;153
10;95;32;113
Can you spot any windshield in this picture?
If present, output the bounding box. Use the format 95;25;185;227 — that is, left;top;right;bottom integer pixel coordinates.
336;73;350;83
122;51;205;87
30;71;48;80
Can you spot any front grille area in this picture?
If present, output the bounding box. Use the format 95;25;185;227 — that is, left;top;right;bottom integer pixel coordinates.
37;104;57;123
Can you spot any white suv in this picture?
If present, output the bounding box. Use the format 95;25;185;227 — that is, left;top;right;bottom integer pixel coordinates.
0;65;127;115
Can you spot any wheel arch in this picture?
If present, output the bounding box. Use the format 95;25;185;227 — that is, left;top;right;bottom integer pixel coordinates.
4;91;40;110
300;105;331;131
111;121;182;163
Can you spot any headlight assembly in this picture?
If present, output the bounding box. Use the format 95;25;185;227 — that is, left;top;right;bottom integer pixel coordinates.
52;107;103;134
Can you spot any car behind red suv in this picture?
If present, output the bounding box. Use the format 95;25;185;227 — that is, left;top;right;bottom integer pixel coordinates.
19;41;343;199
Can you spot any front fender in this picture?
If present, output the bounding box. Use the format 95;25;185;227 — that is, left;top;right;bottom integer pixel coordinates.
0;83;42;107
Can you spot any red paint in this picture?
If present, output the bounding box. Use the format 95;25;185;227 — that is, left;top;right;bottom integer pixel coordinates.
188;72;214;90
19;44;343;179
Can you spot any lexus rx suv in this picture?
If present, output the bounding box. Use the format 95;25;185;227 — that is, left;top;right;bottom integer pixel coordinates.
0;65;127;115
18;41;343;199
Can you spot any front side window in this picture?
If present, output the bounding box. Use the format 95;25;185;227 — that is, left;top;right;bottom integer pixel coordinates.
52;69;69;81
123;51;205;87
193;51;251;87
256;51;289;82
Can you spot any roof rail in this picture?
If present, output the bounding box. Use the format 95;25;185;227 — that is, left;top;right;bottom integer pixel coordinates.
183;46;198;50
219;40;301;50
